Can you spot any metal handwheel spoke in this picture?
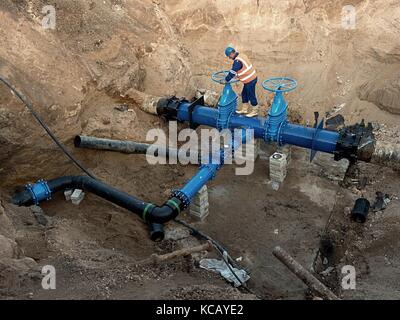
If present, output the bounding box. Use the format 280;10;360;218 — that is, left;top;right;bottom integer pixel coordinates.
212;70;240;85
262;77;297;93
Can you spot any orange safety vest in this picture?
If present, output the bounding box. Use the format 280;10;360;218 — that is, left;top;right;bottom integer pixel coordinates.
235;54;257;84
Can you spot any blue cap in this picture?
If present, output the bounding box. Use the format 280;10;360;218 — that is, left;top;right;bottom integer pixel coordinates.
225;46;235;57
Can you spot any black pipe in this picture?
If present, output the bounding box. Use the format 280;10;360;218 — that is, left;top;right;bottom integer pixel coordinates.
148;222;165;242
74;137;173;238
351;198;370;223
74;135;199;161
74;135;166;155
11;176;183;224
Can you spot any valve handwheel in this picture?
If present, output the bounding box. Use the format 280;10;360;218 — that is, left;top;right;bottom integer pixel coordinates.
262;77;297;93
211;70;240;85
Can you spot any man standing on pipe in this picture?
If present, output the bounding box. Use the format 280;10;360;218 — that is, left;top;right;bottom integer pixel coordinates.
224;46;259;117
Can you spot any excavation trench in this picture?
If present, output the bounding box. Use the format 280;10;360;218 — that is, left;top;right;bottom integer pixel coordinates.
1;0;400;300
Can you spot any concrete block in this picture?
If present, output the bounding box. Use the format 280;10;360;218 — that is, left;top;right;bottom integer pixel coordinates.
192;199;208;209
270;152;288;183
190;202;209;212
277;145;292;165
192;193;208;205
190;206;209;220
198;185;208;194
64;189;73;201
189;185;209;220
71;189;85;205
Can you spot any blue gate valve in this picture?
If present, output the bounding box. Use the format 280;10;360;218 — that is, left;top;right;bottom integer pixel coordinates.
211;70;239;131
262;77;297;144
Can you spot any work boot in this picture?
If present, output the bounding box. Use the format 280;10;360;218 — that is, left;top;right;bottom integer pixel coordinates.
236;103;249;115
246;106;259;117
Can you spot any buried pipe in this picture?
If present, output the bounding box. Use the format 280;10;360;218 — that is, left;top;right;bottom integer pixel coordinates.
11;176;184;225
273;246;339;300
371;139;400;171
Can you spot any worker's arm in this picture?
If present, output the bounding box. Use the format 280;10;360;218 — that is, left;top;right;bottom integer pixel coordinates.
225;60;243;82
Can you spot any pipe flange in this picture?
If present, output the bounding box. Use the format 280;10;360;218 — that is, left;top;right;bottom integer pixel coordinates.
25;183;38;205
277;121;288;146
334;122;375;162
25;180;52;205
171;190;190;209
156;96;186;121
264;116;272;142
38;179;52;201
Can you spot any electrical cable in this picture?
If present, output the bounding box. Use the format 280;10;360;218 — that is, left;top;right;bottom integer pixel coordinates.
175;218;261;298
0;76;96;179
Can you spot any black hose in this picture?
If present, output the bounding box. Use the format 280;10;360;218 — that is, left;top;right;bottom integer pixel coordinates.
11;176;183;224
174;218;258;297
0;76;96;179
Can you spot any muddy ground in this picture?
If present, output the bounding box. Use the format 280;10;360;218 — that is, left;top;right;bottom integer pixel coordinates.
1;0;400;299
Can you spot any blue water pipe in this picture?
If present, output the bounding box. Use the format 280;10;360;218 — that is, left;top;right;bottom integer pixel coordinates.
170;102;339;153
173;127;248;203
155;73;343;207
8;72;381;237
165;74;339;155
15;75;340;215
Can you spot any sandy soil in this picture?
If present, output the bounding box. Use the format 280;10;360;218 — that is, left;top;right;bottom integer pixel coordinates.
0;0;400;300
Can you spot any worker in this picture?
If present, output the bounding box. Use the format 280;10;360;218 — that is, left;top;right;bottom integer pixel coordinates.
224;46;259;117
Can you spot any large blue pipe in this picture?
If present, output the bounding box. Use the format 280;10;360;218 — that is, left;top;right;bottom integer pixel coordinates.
180;164;220;200
177;128;248;201
281;123;339;153
175;102;339;154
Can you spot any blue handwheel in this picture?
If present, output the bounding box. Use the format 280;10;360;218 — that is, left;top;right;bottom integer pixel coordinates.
212;70;240;85
262;77;297;93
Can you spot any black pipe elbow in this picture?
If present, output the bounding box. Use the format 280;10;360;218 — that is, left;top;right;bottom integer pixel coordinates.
145;197;183;224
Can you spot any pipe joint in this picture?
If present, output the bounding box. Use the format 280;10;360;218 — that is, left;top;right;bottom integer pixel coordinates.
145;197;183;224
334;121;375;163
156;96;186;121
171;190;191;209
25;180;52;205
